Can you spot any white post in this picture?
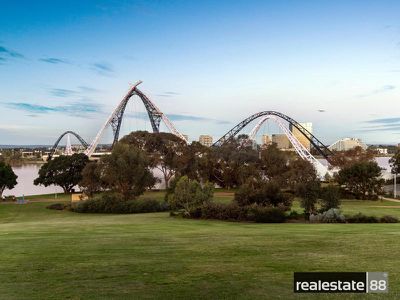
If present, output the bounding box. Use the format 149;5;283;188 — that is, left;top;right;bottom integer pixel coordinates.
394;173;397;199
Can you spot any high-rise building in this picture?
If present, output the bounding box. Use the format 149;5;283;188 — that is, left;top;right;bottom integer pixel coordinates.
262;134;271;145
272;134;291;149
290;122;312;151
199;135;213;147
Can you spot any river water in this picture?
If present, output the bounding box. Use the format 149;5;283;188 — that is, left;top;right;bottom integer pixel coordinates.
3;164;166;197
3;157;397;197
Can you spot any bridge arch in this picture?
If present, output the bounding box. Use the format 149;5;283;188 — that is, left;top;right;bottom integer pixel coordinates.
85;81;186;157
213;111;333;161
48;131;89;160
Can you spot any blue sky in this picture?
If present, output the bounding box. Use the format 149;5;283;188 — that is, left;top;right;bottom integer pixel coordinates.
1;0;400;145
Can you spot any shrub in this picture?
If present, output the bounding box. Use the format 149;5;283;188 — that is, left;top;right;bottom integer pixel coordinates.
46;203;66;210
380;215;399;223
287;210;304;220
168;176;214;216
235;180;292;210
199;202;247;221
72;193;168;214
309;208;345;223
345;213;379;223
247;205;286;223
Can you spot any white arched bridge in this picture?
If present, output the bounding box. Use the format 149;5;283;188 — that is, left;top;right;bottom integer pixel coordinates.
49;81;333;177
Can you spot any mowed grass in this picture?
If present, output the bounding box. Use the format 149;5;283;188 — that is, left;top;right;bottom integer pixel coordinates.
1;192;400;299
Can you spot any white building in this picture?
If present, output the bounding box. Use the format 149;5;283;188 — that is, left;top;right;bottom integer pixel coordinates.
328;138;367;151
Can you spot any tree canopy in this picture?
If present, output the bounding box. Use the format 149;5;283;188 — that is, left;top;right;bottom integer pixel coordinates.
34;153;89;193
389;149;400;175
0;161;18;197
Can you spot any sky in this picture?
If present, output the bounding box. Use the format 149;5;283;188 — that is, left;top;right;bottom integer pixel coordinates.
0;0;400;146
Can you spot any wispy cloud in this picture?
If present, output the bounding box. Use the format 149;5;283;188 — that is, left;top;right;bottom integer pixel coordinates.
47;86;100;97
156;91;181;97
365;117;400;124
360;117;400;132
357;85;395;98
49;88;77;97
4;101;102;118
78;86;100;93
126;111;229;124
39;57;70;64
91;62;114;76
0;45;24;64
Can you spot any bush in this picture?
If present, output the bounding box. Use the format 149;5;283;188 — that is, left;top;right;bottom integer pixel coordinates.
72;193;168;214
235;180;292;211
46;203;66;210
380;215;399;223
247;205;286;223
345;213;379;223
287;210;304;220
199;202;247;221
168;176;214;216
309;208;345;223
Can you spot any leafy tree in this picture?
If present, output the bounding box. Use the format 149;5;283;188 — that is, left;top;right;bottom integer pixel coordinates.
336;161;383;200
0;161;18;198
168;176;214;216
389;149;400;175
34;153;89;193
260;143;289;183
79;161;105;196
297;180;321;218
177;141;212;182
208;138;260;188
120;131;186;188
329;146;375;168
100;143;157;200
285;158;318;192
320;185;341;211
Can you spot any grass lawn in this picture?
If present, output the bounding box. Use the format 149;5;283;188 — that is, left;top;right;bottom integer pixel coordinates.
1;192;400;299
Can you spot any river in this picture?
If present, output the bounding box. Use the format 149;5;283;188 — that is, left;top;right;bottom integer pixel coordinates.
3;157;397;197
3;164;166;197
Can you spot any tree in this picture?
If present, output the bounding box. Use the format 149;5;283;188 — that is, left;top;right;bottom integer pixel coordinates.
389;149;400;175
207;138;260;188
285;158;318;192
329;146;375;168
320;185;341;211
336;161;383;200
79;161;105;196
0;161;18;198
34;153;89;193
297;180;321;218
260;143;289;183
101;143;157;200
167;176;214;216
120;131;186;188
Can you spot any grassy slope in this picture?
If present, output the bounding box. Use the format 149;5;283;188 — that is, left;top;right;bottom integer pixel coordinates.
1;193;400;299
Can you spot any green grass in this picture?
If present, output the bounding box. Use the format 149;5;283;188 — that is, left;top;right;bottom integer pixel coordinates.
1;193;400;299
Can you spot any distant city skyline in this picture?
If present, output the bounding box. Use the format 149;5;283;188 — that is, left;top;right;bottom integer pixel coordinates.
1;0;400;145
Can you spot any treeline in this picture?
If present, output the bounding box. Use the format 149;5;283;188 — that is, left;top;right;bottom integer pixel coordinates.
32;131;400;222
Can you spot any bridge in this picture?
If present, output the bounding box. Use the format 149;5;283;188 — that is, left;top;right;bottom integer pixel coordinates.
49;81;333;177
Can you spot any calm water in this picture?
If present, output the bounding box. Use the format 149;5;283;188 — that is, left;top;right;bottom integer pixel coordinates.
4;164;63;197
4;164;166;197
